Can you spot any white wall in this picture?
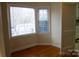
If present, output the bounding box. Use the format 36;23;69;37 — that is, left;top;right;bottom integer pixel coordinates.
62;3;76;51
1;3;12;56
50;3;62;48
50;3;76;52
0;3;6;57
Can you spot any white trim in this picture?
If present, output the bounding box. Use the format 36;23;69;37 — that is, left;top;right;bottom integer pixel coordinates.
37;43;52;45
52;43;61;48
10;43;37;54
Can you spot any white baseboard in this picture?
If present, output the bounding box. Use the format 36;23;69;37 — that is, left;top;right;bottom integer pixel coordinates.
52;43;61;48
10;43;37;54
37;43;52;45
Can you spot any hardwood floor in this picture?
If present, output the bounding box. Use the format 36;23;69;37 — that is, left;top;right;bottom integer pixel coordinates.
11;45;60;57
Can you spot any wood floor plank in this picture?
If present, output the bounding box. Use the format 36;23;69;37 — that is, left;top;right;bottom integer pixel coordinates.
11;45;60;57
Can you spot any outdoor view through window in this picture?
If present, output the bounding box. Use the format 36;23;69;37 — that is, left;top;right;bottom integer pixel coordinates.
10;7;36;37
39;9;48;32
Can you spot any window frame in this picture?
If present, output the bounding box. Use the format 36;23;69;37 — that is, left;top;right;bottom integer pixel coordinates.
10;7;36;37
8;5;37;38
38;8;49;33
37;8;51;34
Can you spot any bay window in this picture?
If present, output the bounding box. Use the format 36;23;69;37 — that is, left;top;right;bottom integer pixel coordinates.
9;6;49;37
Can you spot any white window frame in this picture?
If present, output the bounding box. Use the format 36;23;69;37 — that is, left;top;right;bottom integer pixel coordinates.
10;7;36;37
38;8;49;33
36;7;51;34
8;4;37;38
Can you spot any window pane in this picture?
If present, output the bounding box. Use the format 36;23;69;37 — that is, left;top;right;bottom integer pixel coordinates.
39;9;48;32
10;7;36;37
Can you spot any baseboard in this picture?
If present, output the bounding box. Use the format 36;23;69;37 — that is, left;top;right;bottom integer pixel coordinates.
52;43;61;48
10;43;37;54
37;43;52;45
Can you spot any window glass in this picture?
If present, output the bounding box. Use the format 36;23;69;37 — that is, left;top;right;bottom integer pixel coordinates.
10;7;36;37
39;9;48;32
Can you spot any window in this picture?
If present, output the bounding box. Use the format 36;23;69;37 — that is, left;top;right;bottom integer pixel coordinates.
38;9;48;32
10;7;36;37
